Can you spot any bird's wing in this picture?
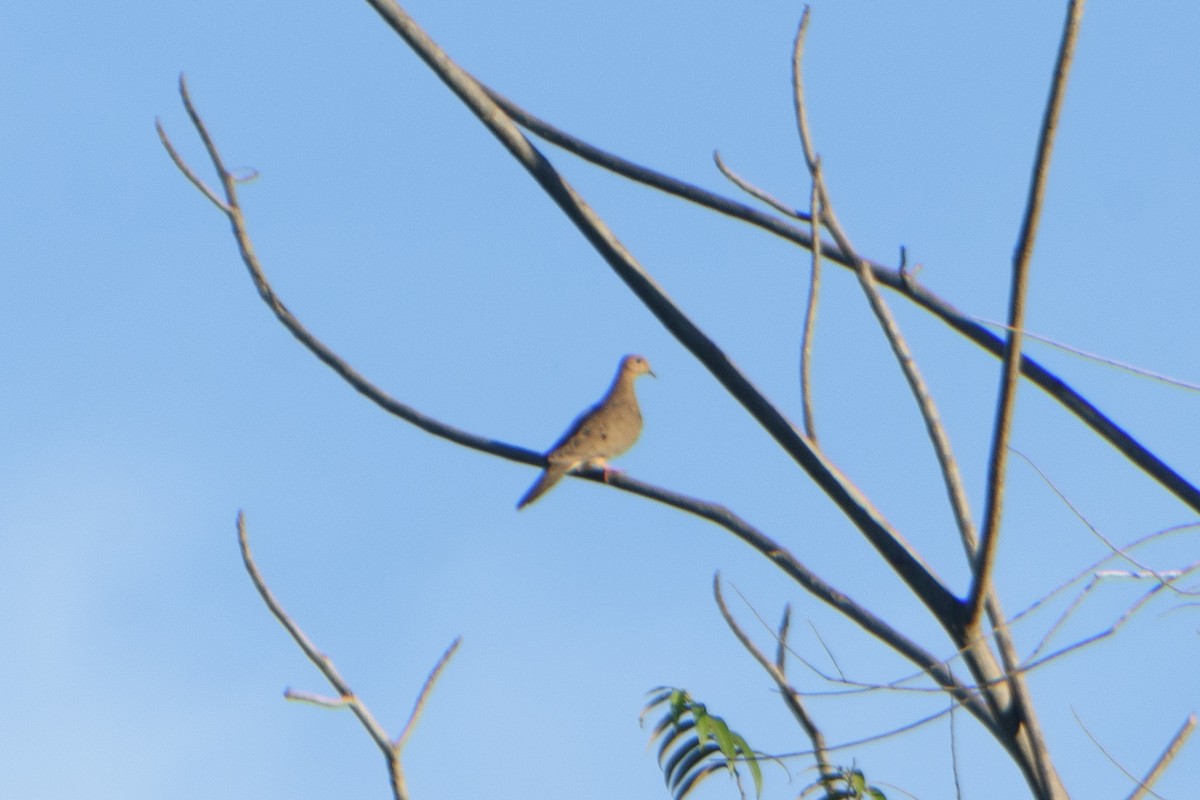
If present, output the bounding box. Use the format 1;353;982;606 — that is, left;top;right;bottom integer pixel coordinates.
544;401;607;459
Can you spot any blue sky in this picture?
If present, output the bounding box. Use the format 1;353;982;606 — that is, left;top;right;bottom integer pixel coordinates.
3;2;1198;798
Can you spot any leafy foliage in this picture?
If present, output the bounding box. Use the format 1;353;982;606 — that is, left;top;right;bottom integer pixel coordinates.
641;687;763;800
800;765;887;800
642;688;889;800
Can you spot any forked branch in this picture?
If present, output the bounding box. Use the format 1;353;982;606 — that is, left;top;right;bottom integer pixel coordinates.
713;575;835;794
237;511;460;800
480;66;1200;518
158;76;997;737
969;0;1087;628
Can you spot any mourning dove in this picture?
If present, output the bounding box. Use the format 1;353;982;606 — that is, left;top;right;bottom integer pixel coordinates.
517;354;655;509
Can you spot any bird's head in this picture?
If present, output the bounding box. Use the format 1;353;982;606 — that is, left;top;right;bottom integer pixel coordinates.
621;354;656;379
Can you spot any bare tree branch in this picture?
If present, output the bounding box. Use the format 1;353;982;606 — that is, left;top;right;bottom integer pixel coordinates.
1014;448;1192;595
358;1;964;632
480;80;1200;518
160;76;530;466
766;703;959;761
238;511;459;800
397;638;462;750
972;317;1200;391
1127;714;1196;800
950;699;964;800
963;7;1088;792
787;17;1064;792
1022;563;1200;672
1072;707;1168;800
1010;522;1200;636
713;574;835;793
709;147;825;443
970;0;1088;630
162;4;1193;797
800;156;823;443
789;7;977;562
157;81;1006;737
713;150;810;222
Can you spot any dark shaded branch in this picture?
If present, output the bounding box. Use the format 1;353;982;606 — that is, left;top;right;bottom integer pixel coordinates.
158;77;1002;736
479;81;1200;519
360;0;961;626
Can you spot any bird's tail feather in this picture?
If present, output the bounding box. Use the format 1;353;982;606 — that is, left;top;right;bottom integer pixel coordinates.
516;463;571;509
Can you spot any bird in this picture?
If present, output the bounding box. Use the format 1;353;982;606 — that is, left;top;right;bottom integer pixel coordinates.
517;354;655;509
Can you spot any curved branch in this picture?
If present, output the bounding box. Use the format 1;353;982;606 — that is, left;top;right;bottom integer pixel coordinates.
479;79;1200;519
158;76;528;465
790;9;977;565
360;0;961;634
237;511;461;800
713;575;837;796
971;0;1087;630
158;78;1001;737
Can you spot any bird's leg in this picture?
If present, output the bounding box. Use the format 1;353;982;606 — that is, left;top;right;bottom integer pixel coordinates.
586;458;621;483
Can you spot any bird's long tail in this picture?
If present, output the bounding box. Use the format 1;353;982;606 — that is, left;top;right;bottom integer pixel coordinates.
516;462;571;509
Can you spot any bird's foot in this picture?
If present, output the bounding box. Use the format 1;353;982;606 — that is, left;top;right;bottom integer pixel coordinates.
601;464;625;483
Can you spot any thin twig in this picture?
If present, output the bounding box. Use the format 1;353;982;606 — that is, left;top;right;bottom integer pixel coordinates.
1027;575;1099;662
713;150;811;222
1010;522;1200;632
768;703;959;760
973;317;1200;391
808;621;847;683
1071;707;1165;800
1022;561;1200;673
1013;448;1188;595
1127;714;1196;800
154;117;229;212
1044;570;1200;666
285;689;352;708
237;512;407;799
397;637;462;750
799;154;822;442
790;7;978;561
714;575;836;794
949;698;964;800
